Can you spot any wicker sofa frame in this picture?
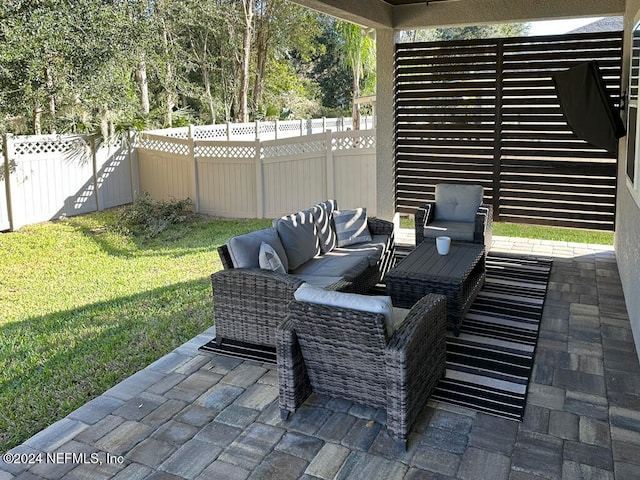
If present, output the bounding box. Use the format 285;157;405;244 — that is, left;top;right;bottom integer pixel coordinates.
415;202;493;248
212;217;396;348
276;293;447;449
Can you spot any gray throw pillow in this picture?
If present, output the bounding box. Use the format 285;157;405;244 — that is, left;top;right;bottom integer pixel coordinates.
227;228;289;271
311;199;338;254
333;208;372;247
275;209;319;270
259;242;286;274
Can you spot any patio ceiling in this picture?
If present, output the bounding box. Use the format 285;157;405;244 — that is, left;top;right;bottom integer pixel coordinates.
288;0;625;30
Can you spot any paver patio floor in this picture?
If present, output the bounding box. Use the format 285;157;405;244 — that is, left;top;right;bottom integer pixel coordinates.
1;237;639;480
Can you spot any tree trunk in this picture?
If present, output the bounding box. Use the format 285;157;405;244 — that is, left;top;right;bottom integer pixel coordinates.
253;28;267;116
101;105;109;140
161;17;175;127
135;59;150;114
352;69;361;131
33;106;42;135
238;0;253;122
166;61;175;127
46;66;56;134
203;66;216;123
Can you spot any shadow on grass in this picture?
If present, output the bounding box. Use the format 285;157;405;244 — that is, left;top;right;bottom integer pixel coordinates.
0;278;213;452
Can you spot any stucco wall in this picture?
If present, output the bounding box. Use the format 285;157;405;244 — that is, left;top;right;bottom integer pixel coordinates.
375;27;395;221
616;1;640;361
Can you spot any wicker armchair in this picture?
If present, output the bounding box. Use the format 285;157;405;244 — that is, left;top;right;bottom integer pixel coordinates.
277;293;447;449
415;183;493;248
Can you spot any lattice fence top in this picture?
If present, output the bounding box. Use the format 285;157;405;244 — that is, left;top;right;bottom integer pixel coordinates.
193;125;228;140
259;123;276;135
196;143;257;159
137;134;190;156
230;123;257;137
279;121;301;132
13;135;90;158
333;132;376;151
145;127;189;139
262;138;326;158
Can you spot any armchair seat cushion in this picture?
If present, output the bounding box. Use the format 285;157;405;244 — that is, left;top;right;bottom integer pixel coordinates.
423;220;475;242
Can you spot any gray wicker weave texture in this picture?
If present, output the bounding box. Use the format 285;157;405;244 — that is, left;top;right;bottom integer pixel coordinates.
385;241;485;335
276;293;447;449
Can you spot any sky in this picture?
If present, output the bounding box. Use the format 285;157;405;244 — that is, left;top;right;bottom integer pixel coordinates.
528;17;602;36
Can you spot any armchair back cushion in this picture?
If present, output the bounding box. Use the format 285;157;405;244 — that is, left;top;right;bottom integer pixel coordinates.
434;184;484;222
227;228;289;271
275;209;319;270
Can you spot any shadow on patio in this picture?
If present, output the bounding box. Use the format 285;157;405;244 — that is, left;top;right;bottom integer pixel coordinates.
1;237;638;480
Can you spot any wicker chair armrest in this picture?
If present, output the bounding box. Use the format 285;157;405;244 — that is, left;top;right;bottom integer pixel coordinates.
366;217;396;280
217;244;234;270
211;268;303;293
385;293;447;446
211;269;304;346
414;202;435;245
367;217;394;236
474;204;493;247
277;317;312;417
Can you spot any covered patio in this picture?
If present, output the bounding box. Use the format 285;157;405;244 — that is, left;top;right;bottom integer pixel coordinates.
1;237;638;479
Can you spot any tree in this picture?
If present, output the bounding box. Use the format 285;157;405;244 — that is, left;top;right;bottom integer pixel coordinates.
336;21;376;130
0;0;139;135
304;18;352;115
399;23;531;43
253;0;323;118
0;0;347;133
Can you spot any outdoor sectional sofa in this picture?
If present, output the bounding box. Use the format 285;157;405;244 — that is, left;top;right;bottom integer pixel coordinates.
211;200;395;348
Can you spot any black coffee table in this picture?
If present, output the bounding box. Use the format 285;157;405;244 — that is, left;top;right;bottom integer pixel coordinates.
385;241;485;335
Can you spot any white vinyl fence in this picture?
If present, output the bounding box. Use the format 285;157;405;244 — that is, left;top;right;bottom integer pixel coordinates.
0;116;377;231
0;134;135;231
144;116;375;141
136;128;377;219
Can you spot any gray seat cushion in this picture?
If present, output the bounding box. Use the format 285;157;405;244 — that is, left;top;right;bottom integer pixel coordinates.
289;275;344;288
434;184;483;222
329;235;388;267
227;228;289;270
291;254;370;282
424;220;475;242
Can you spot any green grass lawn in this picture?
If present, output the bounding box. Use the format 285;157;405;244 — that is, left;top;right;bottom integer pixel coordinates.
0;209;270;452
398;215;614;245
